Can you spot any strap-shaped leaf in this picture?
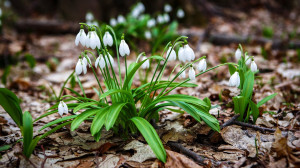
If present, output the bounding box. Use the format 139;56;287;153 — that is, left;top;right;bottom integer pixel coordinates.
257;93;277;107
73;102;98;113
99;89;133;101
40;120;72;140
0;88;23;127
39;115;77;131
250;100;259;123
71;109;99;131
90;107;110;136
233;96;246;121
241;70;254;105
22;111;33;158
105;103;127;130
130;117;166;163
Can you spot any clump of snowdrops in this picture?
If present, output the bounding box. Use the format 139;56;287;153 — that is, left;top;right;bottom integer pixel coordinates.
34;23;244;162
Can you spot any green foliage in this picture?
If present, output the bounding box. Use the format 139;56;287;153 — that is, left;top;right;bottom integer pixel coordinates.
24;54;36;69
1;65;11;86
232;45;276;123
262;26;273;38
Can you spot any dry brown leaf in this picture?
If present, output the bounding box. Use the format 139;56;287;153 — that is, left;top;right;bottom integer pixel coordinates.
165;150;203;168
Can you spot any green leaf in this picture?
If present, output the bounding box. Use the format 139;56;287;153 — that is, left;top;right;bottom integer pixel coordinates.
241;70;254;102
233;96;246;121
22;111;33;158
71;109;99;131
39;115;77;131
228;64;236;75
1;65;11;86
26;136;40;159
105;103;127;130
90;107;110;136
73;102;98;113
0;145;11;152
40;121;72;140
130;117;166;163
24;54;36;68
0;88;23;127
99;89;133;101
257;93;277;107
250;100;259;123
93;130;101;142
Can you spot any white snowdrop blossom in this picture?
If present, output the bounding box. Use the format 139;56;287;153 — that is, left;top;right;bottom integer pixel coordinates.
132;2;145;18
141;56;150;69
145;31;152;39
58;101;68;116
229;72;240;87
179;70;186;79
86;31;100;50
178;47;185;62
83;56;92;68
198;59;207;72
189;67;196;80
157;15;164;24
235;48;242;60
103;31;113;47
163;13;170;22
166;47;176;61
117;15;126;24
110;18;117;26
86;12;94;21
250;60;258;72
119;39;130;56
164;4;172;12
177;9;185;18
95;54;114;69
75;29;87;47
245;55;251;65
75;59;87;75
184;44;195;61
147;19;156;28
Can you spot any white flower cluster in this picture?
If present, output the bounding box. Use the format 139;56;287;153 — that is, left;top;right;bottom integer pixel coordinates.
85;12;99;27
229;47;259;87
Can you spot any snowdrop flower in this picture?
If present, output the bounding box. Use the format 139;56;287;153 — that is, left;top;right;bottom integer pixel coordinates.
178;47;185;62
250;60;258;72
177;9;185;18
75;27;87;47
163;13;170;22
166;47;176;61
83;56;92;68
164;4;172;12
184;44;195;61
86;12;94;21
147;19;156;28
95;55;105;69
141;56;150;69
145;31;152;39
137;2;145;13
229;72;240;87
179;70;186;79
132;2;145;18
110;18;117;26
235;48;242;60
58;101;68;116
86;30;100;49
189;67;196;80
119;37;130;57
245;55;251;65
198;59;207;72
75;59;87;75
0;8;2;16
117;15;126;24
157;15;164;24
103;31;113;47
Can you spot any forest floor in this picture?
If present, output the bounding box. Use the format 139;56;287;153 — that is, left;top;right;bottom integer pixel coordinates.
0;7;300;168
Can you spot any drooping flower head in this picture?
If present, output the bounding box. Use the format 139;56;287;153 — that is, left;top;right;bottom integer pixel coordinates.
85;28;100;49
245;55;251;65
166;47;176;61
141;56;150;69
110;18;117;26
58;101;68;117
117;15;126;24
177;9;185;18
164;4;172;13
147;19;156;28
183;41;195;61
119;35;130;57
103;31;113;47
179;69;186;79
178;46;185;62
95;52;114;69
75;58;87;75
198;59;207;72
189;66;196;81
235;48;242;60
75;25;87;47
157;15;164;24
229;71;240;87
250;60;258;72
145;31;152;39
163;13;170;22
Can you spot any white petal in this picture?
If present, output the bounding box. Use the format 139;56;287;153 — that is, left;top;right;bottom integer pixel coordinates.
235;48;242;60
178;47;185;62
79;29;86;46
179;70;186;79
250;61;258;72
82;62;87;74
99;56;106;69
189;67;196;80
62;102;68;114
141;56;149;69
95;56;100;68
245;56;251;65
75;32;80;46
85;32;91;48
58;102;64;116
198;59;207;72
75;60;82;75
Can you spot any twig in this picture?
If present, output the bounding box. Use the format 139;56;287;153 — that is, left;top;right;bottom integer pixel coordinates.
233;121;276;133
221;114;240;129
167;141;220;166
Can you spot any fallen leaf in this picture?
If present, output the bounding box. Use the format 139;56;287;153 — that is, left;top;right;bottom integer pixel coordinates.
123;140;156;163
165;150;203;168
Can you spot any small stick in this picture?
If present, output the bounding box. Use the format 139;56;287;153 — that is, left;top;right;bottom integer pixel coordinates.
220;114;240;129
233;121;276;133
